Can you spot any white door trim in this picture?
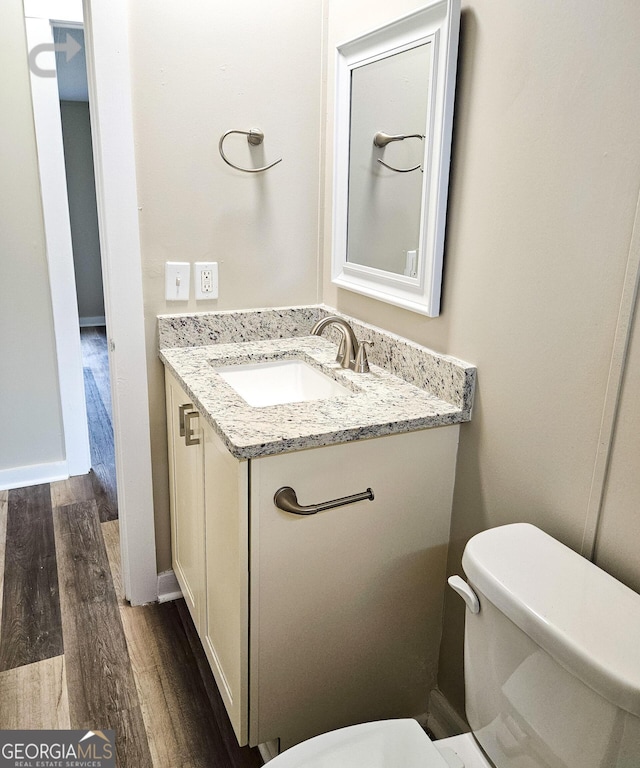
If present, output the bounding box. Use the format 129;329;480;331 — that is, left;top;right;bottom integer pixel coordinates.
25;12;91;479
25;0;158;604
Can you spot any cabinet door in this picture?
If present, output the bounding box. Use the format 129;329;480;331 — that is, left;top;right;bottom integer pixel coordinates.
165;369;206;632
202;422;249;746
249;426;460;750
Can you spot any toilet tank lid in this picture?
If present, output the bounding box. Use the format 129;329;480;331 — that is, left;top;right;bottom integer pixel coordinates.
462;523;640;718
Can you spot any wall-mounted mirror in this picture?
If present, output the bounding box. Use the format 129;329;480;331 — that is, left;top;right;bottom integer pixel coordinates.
332;0;460;316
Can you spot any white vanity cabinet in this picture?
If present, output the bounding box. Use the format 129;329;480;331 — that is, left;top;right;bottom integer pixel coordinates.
164;369;461;751
201;419;249;745
165;370;206;633
166;370;250;743
248;425;460;750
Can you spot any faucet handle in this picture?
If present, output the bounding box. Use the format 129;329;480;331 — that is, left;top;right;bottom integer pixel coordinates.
354;341;373;373
335;331;349;367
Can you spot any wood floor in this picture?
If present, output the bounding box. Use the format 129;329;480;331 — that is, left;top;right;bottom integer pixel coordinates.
82;326;118;522
0;327;263;767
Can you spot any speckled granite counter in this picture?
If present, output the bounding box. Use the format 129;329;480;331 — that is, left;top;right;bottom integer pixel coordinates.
158;306;476;459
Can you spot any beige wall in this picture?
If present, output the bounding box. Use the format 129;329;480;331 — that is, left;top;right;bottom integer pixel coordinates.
323;0;640;716
126;0;324;570
5;0;640;725
0;0;64;473
60;100;104;322
594;295;640;594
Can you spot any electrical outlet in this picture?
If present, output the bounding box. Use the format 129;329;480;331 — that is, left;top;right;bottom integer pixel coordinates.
195;262;218;300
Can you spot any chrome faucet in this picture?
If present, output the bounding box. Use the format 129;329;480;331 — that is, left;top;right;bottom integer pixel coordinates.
310;316;373;373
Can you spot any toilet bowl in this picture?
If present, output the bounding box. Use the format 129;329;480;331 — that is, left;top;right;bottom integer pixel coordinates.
264;719;492;768
265;524;640;768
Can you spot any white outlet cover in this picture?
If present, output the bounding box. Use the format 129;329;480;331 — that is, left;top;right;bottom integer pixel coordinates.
195;261;218;300
165;262;190;301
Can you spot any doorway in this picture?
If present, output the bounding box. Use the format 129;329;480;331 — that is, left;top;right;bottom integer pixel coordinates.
54;23;118;522
25;0;157;604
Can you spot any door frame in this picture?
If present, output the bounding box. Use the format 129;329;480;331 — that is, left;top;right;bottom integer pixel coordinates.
24;5;90;480
25;0;157;605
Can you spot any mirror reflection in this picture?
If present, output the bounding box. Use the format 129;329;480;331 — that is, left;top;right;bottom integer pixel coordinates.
332;0;460;317
347;43;431;277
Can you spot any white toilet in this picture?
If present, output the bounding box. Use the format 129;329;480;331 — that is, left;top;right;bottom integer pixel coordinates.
266;523;640;767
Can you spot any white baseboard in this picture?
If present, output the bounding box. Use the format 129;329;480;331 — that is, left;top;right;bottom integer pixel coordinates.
0;461;68;491
79;315;106;327
157;569;182;603
428;689;468;740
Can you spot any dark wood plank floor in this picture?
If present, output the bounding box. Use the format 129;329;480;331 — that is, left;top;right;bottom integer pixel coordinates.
0;327;264;766
81;326;118;522
0;484;63;671
0;476;263;767
54;500;153;767
80;326;112;418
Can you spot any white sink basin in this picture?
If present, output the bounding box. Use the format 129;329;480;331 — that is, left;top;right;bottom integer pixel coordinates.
214;359;352;407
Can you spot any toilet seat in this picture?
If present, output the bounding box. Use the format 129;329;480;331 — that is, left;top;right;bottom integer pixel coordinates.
266;719;451;768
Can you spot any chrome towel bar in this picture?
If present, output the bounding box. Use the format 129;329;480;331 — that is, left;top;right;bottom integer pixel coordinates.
274;486;374;516
218;128;282;173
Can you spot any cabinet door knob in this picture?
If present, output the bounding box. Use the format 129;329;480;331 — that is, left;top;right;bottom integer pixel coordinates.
273;486;374;515
184;409;200;446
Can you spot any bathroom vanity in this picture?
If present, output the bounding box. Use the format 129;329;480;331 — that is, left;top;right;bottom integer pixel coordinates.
160;307;475;750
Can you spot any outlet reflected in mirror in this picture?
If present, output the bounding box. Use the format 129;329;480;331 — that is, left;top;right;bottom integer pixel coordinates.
332;0;461;317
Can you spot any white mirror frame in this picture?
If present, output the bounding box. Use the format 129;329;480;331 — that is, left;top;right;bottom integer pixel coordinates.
332;0;460;317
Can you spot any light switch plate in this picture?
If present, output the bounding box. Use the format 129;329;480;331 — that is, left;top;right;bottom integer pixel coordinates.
194;262;218;300
165;262;190;301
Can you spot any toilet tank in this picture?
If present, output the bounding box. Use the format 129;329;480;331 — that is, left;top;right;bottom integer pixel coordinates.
460;523;640;768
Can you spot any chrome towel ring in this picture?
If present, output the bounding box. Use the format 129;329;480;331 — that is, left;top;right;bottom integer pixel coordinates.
373;131;424;173
218;128;282;173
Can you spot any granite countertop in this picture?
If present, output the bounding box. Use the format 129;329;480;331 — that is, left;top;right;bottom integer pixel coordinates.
160;329;473;460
